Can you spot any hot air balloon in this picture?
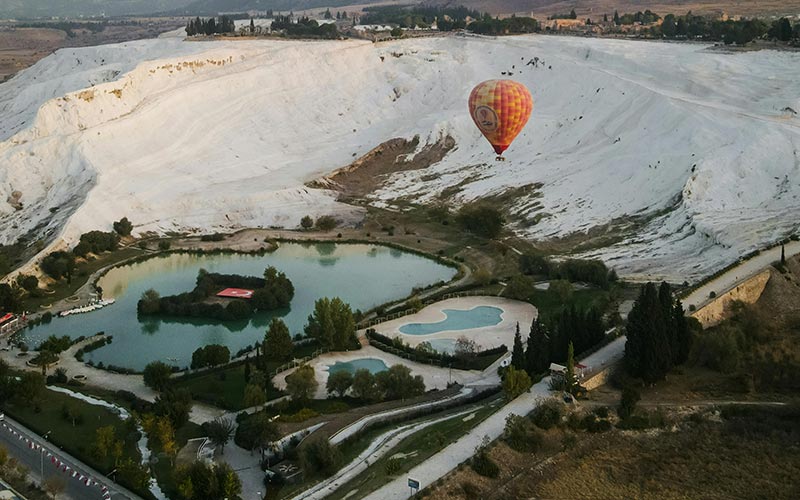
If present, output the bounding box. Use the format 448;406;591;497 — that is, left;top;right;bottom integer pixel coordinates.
468;80;533;160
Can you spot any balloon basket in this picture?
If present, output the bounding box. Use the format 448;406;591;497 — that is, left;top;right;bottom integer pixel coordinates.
495;156;506;162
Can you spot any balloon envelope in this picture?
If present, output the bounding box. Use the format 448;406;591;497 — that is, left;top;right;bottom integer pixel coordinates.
468;80;533;155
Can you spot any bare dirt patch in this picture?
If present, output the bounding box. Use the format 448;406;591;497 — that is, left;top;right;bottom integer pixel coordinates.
308;135;455;199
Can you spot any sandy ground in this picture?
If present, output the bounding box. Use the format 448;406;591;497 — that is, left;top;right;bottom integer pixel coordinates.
374;296;537;351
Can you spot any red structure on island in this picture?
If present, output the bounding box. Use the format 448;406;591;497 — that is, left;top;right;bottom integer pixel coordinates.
216;288;254;299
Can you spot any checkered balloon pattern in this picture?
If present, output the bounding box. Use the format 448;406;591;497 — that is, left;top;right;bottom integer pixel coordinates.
468;80;533;155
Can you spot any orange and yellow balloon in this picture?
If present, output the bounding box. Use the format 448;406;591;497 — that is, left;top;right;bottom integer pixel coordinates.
468;80;533;156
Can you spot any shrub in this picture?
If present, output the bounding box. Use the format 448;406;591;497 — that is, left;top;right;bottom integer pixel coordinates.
470;451;499;478
530;399;563;429
300;215;314;229
385;457;402;475
504;414;543;452
300;439;341;476
618;386;640;419
158;240;171;251
113;217;133;236
315;215;337;232
461;482;481;497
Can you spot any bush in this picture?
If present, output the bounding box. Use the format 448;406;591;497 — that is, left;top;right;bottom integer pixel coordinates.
199;233;225;242
277;408;319;423
504;414;543;452
385;457;402;475
618;386;640;420
315;215;337;232
300;215;314;229
113;217;133;236
470;451;499;478
158;240;171;251
530;399;563;429
300;439;342;476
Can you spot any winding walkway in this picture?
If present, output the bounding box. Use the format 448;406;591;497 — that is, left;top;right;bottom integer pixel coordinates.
364;337;627;500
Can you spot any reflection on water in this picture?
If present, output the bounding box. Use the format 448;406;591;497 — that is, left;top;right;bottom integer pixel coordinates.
24;243;456;370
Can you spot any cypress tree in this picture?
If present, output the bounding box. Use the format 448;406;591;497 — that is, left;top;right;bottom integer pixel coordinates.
673;299;692;364
659;281;676;364
526;318;550;375
511;322;525;369
244;356;251;383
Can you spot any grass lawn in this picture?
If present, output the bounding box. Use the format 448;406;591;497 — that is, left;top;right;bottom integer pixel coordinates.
170;343;318;410
0;388;140;474
323;396;503;500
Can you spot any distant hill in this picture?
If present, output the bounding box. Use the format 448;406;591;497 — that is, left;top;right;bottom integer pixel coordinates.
0;0;195;18
171;0;369;16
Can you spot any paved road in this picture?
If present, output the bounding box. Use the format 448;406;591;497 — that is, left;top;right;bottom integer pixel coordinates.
0;415;142;500
683;240;800;311
364;337;627;500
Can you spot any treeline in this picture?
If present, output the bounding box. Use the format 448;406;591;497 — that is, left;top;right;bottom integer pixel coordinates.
271;16;338;39
467;15;540;35
509;302;606;381
137;266;294;321
17;21;107;37
366;329;507;371
360;5;480;30
650;13;800;45
612;10;661;25
185;16;237;36
519;254;617;289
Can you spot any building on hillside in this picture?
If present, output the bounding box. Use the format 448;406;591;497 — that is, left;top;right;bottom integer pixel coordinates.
0;313;25;336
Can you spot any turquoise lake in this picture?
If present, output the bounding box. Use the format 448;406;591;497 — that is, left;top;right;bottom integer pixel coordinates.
22;243;456;370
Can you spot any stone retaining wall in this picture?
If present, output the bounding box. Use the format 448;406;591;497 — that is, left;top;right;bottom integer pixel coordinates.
691;270;771;328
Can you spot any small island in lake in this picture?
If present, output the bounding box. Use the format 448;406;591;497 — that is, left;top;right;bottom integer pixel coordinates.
137;266;294;320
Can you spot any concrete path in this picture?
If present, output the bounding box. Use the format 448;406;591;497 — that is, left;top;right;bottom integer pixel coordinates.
683;240;800;311
364;336;627;500
291;407;481;500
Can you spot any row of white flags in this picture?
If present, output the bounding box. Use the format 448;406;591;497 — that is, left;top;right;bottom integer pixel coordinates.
1;421;112;499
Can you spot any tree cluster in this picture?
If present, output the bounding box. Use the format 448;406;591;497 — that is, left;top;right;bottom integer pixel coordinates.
190;344;230;369
653;12;769;44
73;230;120;257
143;361;176;391
0;284;22;313
360;5;480;31
234;412;279;452
624;282;692;383
304;297;356;351
185;16;236;36
342;365;425;402
519;253;616;289
467;15;540;35
173;460;241;500
137;266;293;320
40;251;76;281
271;16;339;39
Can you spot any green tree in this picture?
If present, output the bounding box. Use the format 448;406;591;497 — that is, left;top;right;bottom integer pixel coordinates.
613;10;620;25
504;275;534;301
153;388;192;428
502;366;531;400
300;215;314;229
205;417;234;455
525;318;550;375
326;370;353;397
191;345;230;369
264;318;293;361
375;364;425;400
315;215;338;231
243;383;266;408
564;341;577;394
300;439;341;476
618;386;640;419
143;361;173;391
456;204;504;239
40;251;75;281
285;364;318;401
769;17;793;41
549;279;573;302
510;322;525;370
113;217;133;236
236;413;279;452
351;368;379;401
304;297;356;350
15;274;38;292
0;284;21;313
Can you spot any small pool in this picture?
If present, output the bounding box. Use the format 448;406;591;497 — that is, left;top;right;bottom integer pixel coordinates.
327;358;388;375
399;306;503;335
